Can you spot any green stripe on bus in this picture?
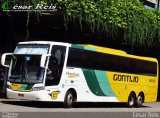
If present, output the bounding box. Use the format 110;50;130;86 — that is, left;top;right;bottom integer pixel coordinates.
83;69;115;97
19;84;33;91
19;84;27;91
94;70;115;96
25;84;33;90
72;44;96;51
83;69;106;96
71;44;85;49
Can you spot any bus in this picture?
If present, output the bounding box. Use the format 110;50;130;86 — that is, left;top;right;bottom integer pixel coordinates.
1;41;159;108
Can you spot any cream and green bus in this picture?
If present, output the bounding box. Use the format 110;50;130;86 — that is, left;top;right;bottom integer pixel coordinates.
1;41;158;108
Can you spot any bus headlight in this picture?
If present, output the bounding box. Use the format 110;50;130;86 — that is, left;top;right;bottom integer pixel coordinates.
7;85;11;89
32;86;44;91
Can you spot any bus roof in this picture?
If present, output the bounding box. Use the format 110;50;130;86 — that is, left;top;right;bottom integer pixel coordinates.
18;41;71;47
17;41;157;63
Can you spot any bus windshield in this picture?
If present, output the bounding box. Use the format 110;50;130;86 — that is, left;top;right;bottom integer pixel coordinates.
8;55;45;84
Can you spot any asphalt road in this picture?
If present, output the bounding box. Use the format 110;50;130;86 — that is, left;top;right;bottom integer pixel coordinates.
0;98;160;118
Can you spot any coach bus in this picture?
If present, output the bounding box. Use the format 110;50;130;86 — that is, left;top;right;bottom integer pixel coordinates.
1;41;158;108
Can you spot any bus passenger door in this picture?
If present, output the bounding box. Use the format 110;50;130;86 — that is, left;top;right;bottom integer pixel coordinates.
45;46;66;86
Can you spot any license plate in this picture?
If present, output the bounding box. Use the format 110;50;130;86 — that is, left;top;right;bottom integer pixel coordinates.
18;94;24;97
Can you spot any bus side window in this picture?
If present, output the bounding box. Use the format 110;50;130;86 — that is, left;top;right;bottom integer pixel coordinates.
45;46;66;86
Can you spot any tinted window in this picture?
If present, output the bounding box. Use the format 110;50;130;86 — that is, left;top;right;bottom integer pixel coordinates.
67;48;157;76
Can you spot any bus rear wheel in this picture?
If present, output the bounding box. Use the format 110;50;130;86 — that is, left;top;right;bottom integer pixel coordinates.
127;93;136;108
135;94;144;108
64;90;74;108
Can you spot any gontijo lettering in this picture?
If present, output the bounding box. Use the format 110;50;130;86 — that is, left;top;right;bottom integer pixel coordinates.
113;74;138;83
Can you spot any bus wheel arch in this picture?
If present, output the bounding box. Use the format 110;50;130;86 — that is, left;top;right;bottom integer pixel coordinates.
127;91;136;108
64;88;77;108
135;92;144;108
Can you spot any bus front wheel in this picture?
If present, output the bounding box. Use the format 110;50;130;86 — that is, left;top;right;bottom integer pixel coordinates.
127;93;136;108
64;90;74;108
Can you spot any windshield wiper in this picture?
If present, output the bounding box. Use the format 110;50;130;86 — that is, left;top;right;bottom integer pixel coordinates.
23;62;31;84
19;60;31;84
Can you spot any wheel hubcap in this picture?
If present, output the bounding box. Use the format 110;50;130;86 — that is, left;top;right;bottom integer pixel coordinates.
137;96;142;105
129;96;134;106
67;94;73;105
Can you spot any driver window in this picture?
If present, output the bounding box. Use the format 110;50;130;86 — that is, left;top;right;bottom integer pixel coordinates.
45;46;66;86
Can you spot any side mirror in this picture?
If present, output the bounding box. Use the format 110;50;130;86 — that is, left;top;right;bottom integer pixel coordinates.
40;54;51;68
1;53;13;67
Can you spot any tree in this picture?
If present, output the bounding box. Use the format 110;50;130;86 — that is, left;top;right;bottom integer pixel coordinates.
1;0;160;47
56;0;160;47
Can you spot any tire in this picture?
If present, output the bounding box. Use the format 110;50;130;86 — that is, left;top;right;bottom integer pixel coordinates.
127;93;136;108
135;94;143;108
64;90;74;108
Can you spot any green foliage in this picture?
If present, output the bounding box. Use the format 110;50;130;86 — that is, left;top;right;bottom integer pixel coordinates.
2;0;160;47
56;0;160;47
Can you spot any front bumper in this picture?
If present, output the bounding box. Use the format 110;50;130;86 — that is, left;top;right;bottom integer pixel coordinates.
7;88;63;102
